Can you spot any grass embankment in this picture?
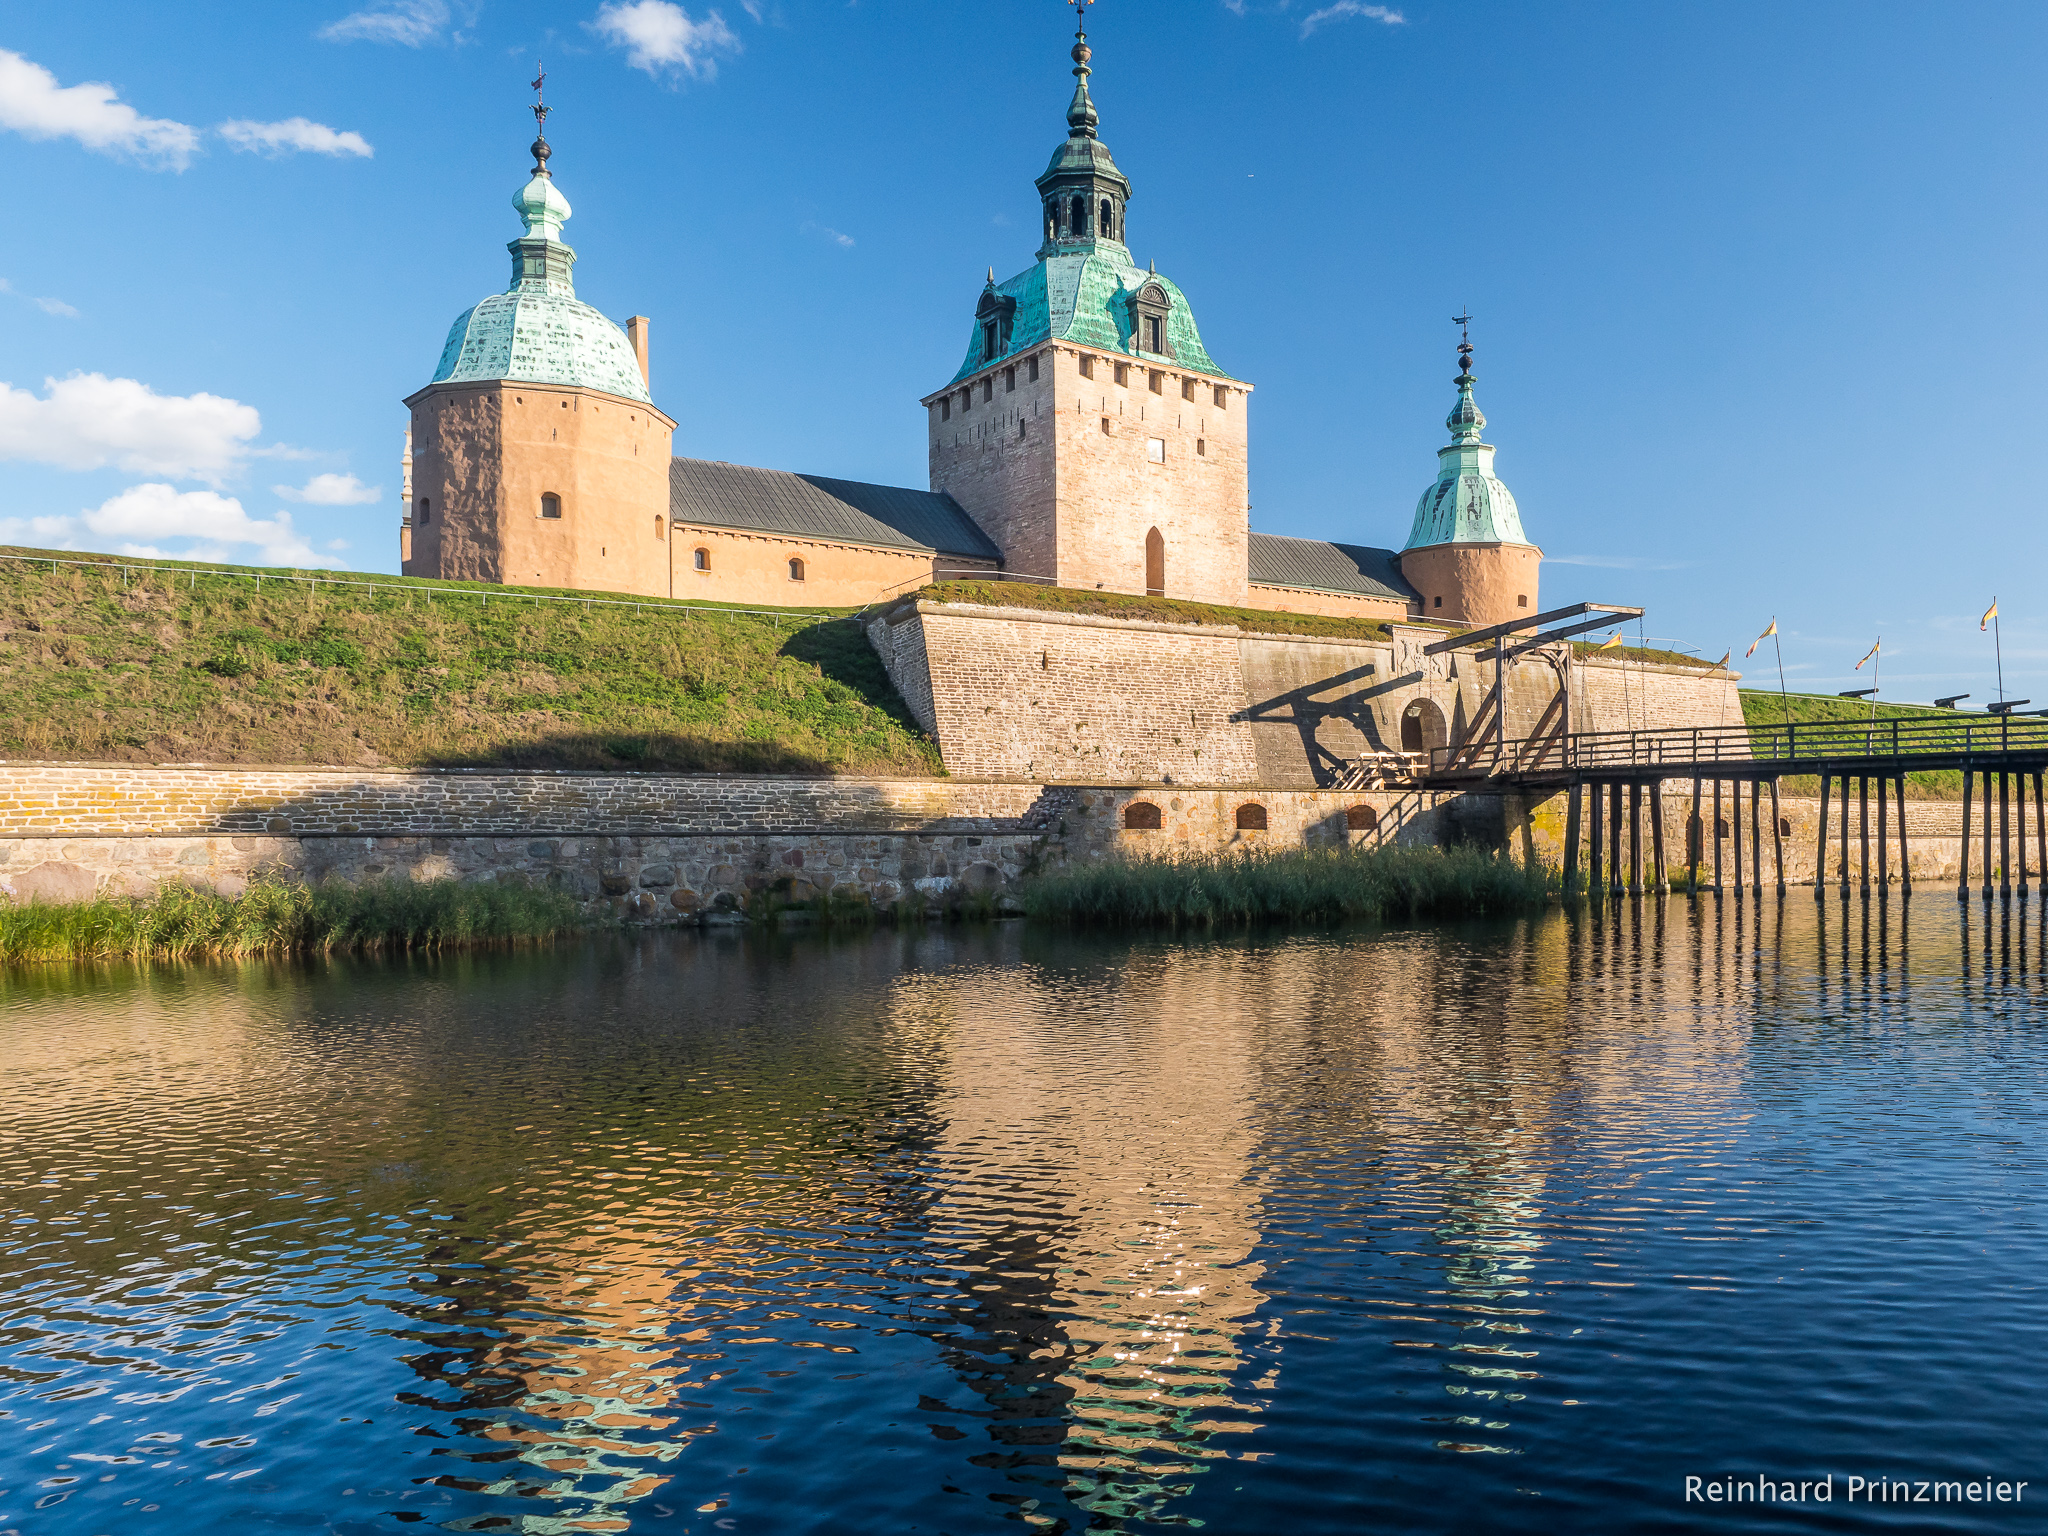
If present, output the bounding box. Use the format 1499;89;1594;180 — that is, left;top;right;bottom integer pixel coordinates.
915;580;1397;642
1740;690;1981;798
0;877;585;964
1020;844;1552;929
0;549;938;774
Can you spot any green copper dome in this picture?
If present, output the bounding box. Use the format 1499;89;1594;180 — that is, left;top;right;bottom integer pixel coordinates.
429;155;651;405
1403;348;1529;550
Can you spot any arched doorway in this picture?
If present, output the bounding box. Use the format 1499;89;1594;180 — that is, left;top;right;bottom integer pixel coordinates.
1400;698;1449;758
1144;527;1165;597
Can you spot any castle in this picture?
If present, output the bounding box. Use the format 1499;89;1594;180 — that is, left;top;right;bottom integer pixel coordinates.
399;17;1541;629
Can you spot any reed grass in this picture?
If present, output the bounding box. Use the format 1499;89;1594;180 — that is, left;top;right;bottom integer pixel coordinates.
1019;844;1554;929
0;877;586;963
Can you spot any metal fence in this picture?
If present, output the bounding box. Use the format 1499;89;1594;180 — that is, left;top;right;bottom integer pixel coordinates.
1433;714;2048;776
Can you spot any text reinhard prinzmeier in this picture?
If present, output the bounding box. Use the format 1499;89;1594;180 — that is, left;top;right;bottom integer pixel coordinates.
1685;1475;2027;1505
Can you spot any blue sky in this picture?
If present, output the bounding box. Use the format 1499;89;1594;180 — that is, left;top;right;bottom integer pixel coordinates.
2;0;2043;703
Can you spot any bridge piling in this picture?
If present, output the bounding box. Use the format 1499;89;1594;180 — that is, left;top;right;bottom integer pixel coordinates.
1650;782;1668;893
1713;780;1724;892
1589;778;1604;897
2000;773;2012;896
1840;775;1852;899
1816;776;1831;900
1770;778;1786;893
1688;777;1703;893
1732;779;1745;896
2035;774;2045;897
1860;777;1871;893
2017;771;2029;898
1983;770;1996;899
1751;780;1764;895
1960;768;1973;901
1896;775;1911;894
1629;783;1643;895
1563;782;1583;896
1610;783;1624;896
1878;772;1889;891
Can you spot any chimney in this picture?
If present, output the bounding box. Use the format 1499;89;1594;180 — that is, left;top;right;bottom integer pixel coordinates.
625;315;650;388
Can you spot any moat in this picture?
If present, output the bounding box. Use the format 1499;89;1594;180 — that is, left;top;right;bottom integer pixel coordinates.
4;898;2044;1533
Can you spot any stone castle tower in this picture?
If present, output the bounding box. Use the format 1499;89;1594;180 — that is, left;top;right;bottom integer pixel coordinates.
401;104;677;596
1396;330;1541;625
922;16;1253;607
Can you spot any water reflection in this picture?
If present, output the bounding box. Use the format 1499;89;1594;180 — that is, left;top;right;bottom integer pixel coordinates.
4;898;2048;1533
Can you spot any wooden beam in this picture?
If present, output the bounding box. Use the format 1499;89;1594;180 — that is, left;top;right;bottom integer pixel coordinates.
1589;774;1604;897
2036;773;2046;900
1897;774;1910;894
1877;768;1889;891
1816;773;1830;900
1750;779;1764;895
1688;776;1703;894
1859;776;1871;892
1840;773;1851;897
1713;779;1724;892
1563;782;1583;896
1960;766;1973;901
1629;781;1643;895
1983;769;1995;898
1770;777;1786;893
1732;774;1745;896
2000;772;2012;894
1420;600;1644;655
1650;783;1668;894
2018;767;2029;898
1610;783;1625;895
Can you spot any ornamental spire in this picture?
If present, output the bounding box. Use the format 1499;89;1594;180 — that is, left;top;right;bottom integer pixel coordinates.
1446;310;1485;444
1067;0;1099;138
529;59;552;177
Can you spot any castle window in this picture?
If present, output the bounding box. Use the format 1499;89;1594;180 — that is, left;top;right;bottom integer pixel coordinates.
1147;316;1164;353
1347;804;1380;832
983;320;998;358
1213;385;1228;408
1028;355;1040;383
1071;194;1087;234
540;493;562;520
1147;438;1165;463
787;557;806;582
1101;417;1112;435
655;516;665;541
1017;419;1027;439
1235;803;1268;831
1114;363;1129;387
694;547;710;571
982;378;994;403
1181;377;1196;401
1079;355;1094;380
1433;595;1442;608
1518;594;1529;607
1148;368;1164;393
959;388;972;414
1196;439;1207;456
1145;526;1164;596
1124;801;1162;831
1046;200;1059;239
941;397;951;421
1005;366;1016;392
416;497;429;525
1100;198;1115;238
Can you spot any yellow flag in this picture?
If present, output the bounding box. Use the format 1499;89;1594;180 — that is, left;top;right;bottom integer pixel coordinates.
1599;630;1623;650
1982;599;1999;631
1745;618;1777;658
1713;650;1731;669
1855;638;1880;671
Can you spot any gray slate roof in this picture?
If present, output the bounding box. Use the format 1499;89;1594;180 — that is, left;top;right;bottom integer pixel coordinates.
667;457;999;561
1248;532;1417;602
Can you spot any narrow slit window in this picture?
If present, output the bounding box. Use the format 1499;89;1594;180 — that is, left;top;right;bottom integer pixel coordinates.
1028;355;1040;383
1213;385;1229;408
416;497;429;525
655;515;665;540
1005;366;1016;392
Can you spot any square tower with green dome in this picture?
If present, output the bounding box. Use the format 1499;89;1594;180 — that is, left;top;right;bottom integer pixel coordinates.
922;15;1253;606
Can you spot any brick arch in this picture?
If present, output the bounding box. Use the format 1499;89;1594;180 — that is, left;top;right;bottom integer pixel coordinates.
1124;801;1162;831
1235;802;1268;831
1346;804;1379;832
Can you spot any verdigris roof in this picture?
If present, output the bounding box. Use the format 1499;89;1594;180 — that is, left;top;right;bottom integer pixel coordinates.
1249;533;1417;602
667;458;999;561
428;167;653;406
949;253;1229;384
1404;363;1531;550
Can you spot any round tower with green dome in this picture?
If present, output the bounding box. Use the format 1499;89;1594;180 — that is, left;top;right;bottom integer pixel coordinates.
1395;326;1542;626
402;97;677;597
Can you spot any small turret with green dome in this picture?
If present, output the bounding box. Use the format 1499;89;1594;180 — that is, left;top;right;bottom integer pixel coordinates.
428;91;652;405
947;5;1232;383
1404;321;1531;551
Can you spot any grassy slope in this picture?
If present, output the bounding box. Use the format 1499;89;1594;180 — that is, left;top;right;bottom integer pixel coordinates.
0;550;940;774
1740;690;1981;798
915;580;1398;640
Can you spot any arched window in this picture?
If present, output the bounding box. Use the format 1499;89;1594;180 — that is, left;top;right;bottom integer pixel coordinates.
1046;201;1059;239
1235;803;1268;831
1124;801;1162;831
416;497;429;525
1100;198;1114;238
654;515;665;541
1346;804;1380;832
1777;816;1793;838
693;547;710;572
787;557;806;582
1071;194;1087;235
1145;527;1164;597
539;492;562;520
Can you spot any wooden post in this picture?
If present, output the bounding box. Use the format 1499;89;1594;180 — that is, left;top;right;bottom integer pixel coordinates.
1688;776;1703;893
1628;782;1643;895
1563;782;1583;896
1750;779;1763;894
1960;766;1973;901
1839;772;1851;897
1589;778;1604;896
1713;780;1724;890
1857;776;1870;891
1611;782;1625;895
1769;778;1785;893
1983;769;1995;897
1897;774;1911;894
1999;772;2012;895
1732;776;1745;896
2036;773;2046;899
1877;769;1889;891
2016;770;2028;898
1650;782;1668;893
1814;774;1829;899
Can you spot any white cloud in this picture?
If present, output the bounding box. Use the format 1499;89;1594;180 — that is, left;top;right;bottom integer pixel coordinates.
1544;554;1689;571
593;2;742;79
277;472;380;505
318;0;450;45
0;49;201;168
83;484;330;567
1300;2;1406;37
800;220;853;248
0;374;262;485
0;278;79;318
218;118;373;158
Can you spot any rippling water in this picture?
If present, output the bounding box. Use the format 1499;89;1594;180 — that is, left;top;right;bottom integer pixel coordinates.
3;896;2047;1533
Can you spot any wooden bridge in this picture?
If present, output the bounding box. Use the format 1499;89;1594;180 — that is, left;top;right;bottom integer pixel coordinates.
1425;714;2048;902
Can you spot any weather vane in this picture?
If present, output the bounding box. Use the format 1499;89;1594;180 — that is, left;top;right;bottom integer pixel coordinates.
1452;309;1474;375
531;60;548;133
1070;0;1095;34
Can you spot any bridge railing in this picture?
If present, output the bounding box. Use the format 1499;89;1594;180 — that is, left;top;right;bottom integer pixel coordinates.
1431;714;2048;776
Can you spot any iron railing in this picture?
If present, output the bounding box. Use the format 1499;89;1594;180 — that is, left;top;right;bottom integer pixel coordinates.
1432;714;2048;777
